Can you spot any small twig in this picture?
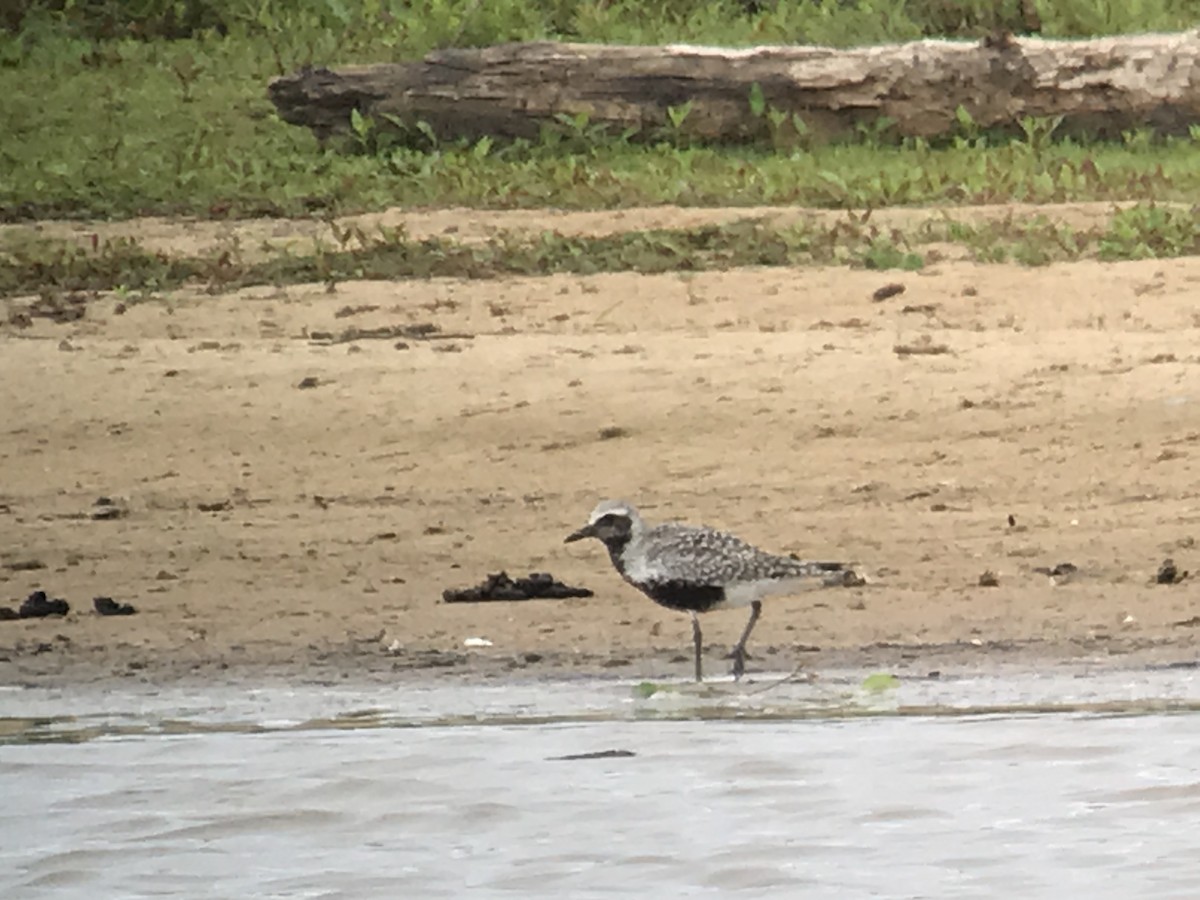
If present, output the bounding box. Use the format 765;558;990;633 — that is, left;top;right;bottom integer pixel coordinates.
593;299;624;326
307;324;474;345
744;665;809;695
894;341;950;357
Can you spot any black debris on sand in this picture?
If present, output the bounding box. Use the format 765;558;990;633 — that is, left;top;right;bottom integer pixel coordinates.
836;570;868;587
443;571;594;603
1157;558;1189;585
872;283;906;302
94;596;138;616
1033;562;1079;578
18;591;70;618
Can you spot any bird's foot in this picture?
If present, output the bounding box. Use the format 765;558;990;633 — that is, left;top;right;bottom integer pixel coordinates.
727;645;751;680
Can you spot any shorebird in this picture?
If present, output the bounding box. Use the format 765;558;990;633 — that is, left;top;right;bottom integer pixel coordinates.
564;499;847;682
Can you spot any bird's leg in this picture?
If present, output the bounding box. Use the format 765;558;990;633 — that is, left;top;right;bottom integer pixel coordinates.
690;611;703;683
729;600;762;681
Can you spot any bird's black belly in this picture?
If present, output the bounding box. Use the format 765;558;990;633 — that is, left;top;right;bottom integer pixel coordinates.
635;580;726;613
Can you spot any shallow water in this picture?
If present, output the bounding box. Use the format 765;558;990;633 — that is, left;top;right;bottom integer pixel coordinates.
4;667;1200;898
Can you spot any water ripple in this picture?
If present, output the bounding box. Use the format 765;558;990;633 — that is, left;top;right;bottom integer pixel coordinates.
3;670;1200;897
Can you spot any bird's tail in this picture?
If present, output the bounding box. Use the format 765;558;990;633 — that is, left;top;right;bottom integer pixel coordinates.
784;558;866;587
784;557;845;576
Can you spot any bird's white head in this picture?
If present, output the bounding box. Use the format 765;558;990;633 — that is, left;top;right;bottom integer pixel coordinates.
564;499;643;545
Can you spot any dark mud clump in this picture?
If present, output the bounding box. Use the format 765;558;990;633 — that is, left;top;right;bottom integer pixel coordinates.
1034;562;1078;579
94;596;137;616
1157;558;1189;585
872;283;906;302
91;496;128;520
835;570;867;587
6;292;89;328
18;591;70;618
443;571;593;603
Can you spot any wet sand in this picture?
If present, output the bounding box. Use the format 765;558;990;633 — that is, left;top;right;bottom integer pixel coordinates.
2;203;1199;688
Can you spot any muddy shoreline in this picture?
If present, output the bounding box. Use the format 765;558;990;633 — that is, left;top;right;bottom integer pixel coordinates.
3;632;1199;693
4;204;1200;692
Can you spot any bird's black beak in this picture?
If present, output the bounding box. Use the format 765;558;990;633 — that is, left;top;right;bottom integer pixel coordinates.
564;523;596;544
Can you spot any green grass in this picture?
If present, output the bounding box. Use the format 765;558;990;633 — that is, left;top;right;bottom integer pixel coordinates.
2;0;1199;222
4;203;1197;299
10;0;1198;49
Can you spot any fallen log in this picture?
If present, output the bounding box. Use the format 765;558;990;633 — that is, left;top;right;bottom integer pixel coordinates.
269;31;1200;148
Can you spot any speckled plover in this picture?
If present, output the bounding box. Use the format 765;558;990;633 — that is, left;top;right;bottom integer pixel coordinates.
565;499;846;682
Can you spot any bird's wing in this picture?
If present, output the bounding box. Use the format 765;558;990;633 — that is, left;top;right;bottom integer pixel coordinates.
642;524;831;584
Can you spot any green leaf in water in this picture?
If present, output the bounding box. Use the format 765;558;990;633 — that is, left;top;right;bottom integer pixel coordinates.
632;681;685;699
862;673;900;693
633;681;660;699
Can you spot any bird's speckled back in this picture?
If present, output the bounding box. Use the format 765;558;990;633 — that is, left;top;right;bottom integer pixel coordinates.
636;521;827;585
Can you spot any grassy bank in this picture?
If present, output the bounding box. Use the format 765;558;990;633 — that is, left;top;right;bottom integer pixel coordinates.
2;0;1198;222
3;203;1197;299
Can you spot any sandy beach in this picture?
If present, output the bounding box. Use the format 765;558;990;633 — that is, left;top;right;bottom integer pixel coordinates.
2;203;1199;688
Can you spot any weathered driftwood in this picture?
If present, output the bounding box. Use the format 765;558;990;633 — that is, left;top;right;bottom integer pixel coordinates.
269;31;1200;146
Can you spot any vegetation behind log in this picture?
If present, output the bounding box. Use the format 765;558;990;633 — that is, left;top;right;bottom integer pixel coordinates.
2;0;1198;221
5;0;1198;48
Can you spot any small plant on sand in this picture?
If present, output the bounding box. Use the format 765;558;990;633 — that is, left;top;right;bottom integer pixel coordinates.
859;235;925;271
4;205;1198;300
1098;202;1200;261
